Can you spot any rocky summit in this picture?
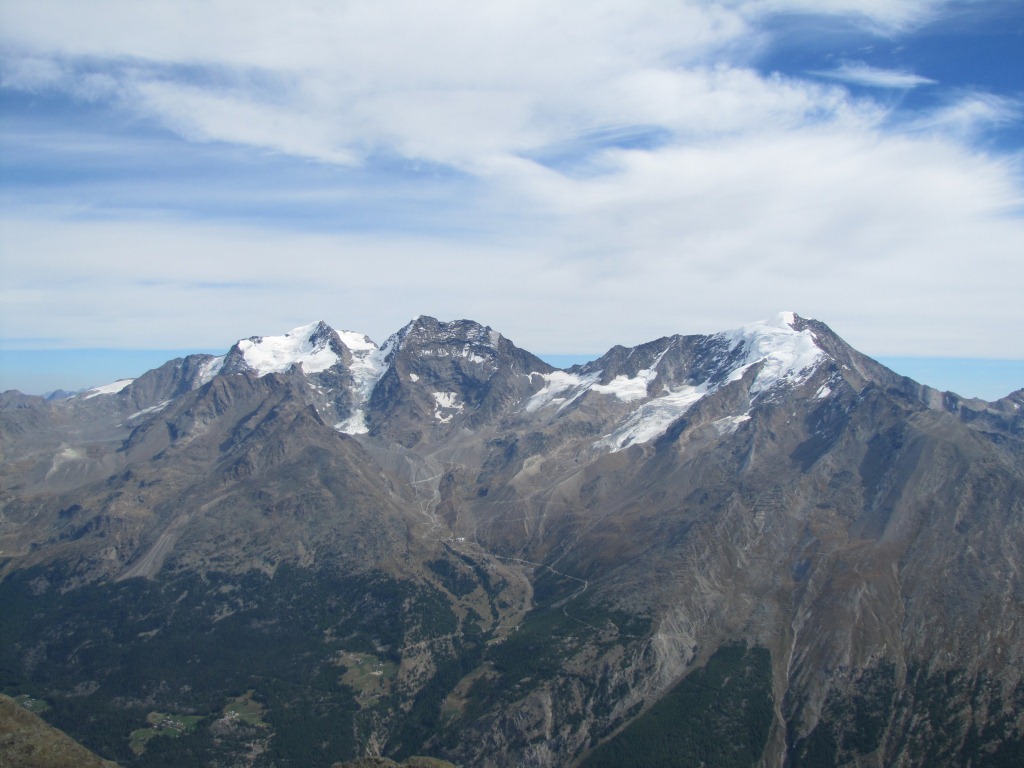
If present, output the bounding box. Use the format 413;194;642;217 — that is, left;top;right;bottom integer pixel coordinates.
1;313;1022;768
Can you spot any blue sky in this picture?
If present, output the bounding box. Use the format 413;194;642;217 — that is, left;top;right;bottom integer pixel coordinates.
1;1;1022;399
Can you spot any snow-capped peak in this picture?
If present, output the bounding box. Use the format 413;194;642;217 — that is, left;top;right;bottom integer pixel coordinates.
720;311;825;395
524;313;827;454
232;321;341;377
196;321;389;435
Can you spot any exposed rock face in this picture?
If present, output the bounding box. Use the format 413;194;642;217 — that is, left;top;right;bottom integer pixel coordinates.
1;313;1022;768
366;316;554;446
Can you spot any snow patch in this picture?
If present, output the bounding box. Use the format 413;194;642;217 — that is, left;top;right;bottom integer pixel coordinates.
198;356;225;385
335;409;369;435
591;368;657;402
432;391;463;423
83;379;134;398
128;400;172;420
459;344;489;364
712;412;751;435
524;370;601;413
596;383;710;451
409;373;419;382
432;392;460;408
525;345;668;413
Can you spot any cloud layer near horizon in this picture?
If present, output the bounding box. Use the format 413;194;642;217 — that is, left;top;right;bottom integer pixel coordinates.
1;0;1022;359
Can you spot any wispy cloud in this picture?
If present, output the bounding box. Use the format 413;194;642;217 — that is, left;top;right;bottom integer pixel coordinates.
0;2;998;167
910;92;1024;138
812;62;936;89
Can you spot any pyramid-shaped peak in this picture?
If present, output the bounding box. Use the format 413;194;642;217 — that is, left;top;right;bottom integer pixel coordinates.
389;316;504;350
302;320;336;343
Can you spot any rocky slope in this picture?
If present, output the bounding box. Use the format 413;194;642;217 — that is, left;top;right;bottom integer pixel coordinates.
1;313;1022;767
0;693;118;768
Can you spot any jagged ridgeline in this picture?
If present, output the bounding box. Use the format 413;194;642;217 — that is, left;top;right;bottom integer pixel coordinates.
1;313;1023;767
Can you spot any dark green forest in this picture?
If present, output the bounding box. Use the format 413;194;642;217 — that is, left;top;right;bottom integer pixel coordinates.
5;557;1022;767
0;562;458;767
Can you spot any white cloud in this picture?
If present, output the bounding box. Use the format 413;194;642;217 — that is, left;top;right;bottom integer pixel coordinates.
0;1;1005;168
0;2;752;167
910;92;1024;138
1;0;1022;364
813;62;936;89
4;112;1022;358
472;120;1024;349
129;78;360;165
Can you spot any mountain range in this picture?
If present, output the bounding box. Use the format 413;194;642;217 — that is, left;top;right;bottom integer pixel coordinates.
1;312;1022;767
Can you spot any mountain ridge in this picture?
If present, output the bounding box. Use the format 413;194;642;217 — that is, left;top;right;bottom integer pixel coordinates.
41;310;1019;438
1;312;1022;767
